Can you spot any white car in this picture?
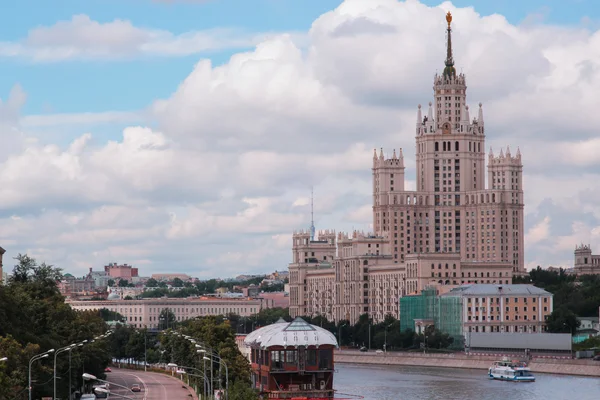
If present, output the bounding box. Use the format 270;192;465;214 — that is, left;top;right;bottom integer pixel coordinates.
81;395;97;400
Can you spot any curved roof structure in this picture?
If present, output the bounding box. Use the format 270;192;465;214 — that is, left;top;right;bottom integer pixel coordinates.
244;317;338;349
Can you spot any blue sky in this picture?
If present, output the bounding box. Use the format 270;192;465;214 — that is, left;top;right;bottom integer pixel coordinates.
1;0;599;277
0;0;595;118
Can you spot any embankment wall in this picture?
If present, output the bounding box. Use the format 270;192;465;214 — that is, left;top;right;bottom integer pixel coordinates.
334;351;600;377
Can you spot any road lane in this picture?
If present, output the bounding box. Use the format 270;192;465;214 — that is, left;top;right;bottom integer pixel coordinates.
106;368;194;400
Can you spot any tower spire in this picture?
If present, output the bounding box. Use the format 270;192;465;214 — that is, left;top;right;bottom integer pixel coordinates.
443;11;456;79
310;186;315;241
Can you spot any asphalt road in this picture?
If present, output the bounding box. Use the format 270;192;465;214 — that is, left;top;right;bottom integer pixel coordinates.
105;368;194;400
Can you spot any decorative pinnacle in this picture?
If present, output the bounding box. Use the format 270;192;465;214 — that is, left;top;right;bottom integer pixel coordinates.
445;11;454;67
446;11;452;27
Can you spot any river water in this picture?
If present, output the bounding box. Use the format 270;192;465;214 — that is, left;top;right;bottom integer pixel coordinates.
334;363;600;400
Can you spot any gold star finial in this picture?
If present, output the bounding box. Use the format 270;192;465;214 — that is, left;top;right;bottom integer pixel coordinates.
446;11;452;27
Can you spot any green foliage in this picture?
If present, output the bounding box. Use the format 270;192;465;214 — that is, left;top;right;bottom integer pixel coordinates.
107;279;115;287
228;378;259;400
573;335;600;351
546;306;580;333
158;308;177;330
172;277;184;287
145;277;159;287
0;254;111;399
118;279;130;287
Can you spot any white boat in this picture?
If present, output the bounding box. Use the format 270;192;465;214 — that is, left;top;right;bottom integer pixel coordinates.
488;358;535;382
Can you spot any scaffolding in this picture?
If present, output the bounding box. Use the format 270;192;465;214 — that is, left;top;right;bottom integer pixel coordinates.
434;295;464;349
399;289;437;332
399;288;465;349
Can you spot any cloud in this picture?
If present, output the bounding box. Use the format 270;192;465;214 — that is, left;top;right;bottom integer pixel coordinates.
0;14;298;62
3;0;600;276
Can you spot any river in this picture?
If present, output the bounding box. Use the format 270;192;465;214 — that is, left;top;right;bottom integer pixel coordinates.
334;363;600;400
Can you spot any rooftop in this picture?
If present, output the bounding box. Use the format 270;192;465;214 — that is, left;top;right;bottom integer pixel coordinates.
441;284;551;297
244;317;337;349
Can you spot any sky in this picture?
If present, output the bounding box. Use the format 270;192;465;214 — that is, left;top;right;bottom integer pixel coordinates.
1;0;599;279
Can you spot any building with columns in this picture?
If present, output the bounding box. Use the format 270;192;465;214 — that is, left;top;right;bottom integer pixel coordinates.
289;12;525;324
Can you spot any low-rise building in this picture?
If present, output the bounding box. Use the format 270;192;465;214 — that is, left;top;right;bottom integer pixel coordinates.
151;273;192;282
66;296;269;329
105;263;139;279
400;284;553;348
573;316;599;343
58;274;96;297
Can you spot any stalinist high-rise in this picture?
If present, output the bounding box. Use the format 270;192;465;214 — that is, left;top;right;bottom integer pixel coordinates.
289;12;525;324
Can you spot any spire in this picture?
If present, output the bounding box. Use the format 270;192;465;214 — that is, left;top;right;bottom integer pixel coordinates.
506;146;511;157
379;148;384;160
465;105;470;122
392;149;397;159
373;148;377;160
427;101;433;121
516;147;521;158
478;102;484;125
310;187;315;241
399;148;404;167
443;11;456;80
416;104;422;124
489;146;494;157
499;148;504;158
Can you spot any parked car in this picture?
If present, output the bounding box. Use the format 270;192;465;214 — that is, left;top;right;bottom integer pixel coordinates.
80;395;97;400
359;346;368;352
375;349;383;354
131;384;141;392
593;355;600;361
104;367;111;372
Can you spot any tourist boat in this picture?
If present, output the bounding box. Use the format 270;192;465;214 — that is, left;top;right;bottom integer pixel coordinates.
488;357;535;382
244;317;361;399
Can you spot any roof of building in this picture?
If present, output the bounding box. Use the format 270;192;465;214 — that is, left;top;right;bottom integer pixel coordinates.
441;284;551;297
576;316;599;323
243;317;337;349
469;332;571;351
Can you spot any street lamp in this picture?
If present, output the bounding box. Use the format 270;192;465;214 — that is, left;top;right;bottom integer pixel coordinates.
68;341;87;399
29;349;55;400
0;357;7;362
198;348;229;400
55;344;78;399
384;323;393;354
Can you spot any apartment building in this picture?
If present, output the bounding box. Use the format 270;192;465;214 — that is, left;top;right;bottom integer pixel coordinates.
442;284;553;334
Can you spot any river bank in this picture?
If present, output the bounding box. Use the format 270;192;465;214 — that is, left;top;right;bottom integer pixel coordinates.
334;350;600;377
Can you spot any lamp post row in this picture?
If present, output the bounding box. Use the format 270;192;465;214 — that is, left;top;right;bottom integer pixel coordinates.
26;330;112;400
166;330;229;400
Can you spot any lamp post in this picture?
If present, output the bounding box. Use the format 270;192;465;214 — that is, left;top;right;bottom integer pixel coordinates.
68;341;86;400
55;344;77;400
178;365;210;399
29;349;55;400
384;323;392;353
198;348;228;400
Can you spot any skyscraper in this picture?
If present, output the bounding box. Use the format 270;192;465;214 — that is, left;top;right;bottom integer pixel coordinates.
289;12;525;324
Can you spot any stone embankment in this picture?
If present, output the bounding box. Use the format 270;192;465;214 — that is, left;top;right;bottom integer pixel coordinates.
334;350;600;377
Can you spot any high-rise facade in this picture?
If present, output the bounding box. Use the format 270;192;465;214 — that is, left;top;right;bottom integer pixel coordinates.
289;12;525;324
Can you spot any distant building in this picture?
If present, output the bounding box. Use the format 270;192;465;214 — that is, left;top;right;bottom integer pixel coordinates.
400;284;553;348
243;284;260;298
86;268;111;288
259;292;290;308
151;273;191;282
236;274;265;282
574;244;600;275
573;316;599;343
58;274;96;297
66;297;269;329
104;263;139;279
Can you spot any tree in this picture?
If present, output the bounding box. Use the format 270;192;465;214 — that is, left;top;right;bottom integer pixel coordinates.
145;278;158;288
118;279;130;287
158;308;177;330
172;277;184;287
546;306;580;334
107;279;115;287
9;254;62;285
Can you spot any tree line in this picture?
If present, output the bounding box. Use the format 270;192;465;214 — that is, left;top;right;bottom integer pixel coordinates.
0;255;111;399
514;266;600;334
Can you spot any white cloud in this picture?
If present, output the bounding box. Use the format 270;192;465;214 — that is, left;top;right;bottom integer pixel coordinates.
0;14;301;62
3;0;600;276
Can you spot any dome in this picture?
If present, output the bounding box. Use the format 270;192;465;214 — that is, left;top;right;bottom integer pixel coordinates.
107;293;120;300
244;317;338;349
